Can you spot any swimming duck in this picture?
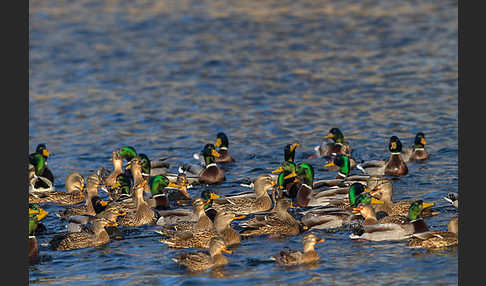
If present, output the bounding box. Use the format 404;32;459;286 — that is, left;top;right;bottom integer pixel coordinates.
29;205;49;265
118;181;157;227
57;174;108;219
49;217;117;250
66;205;126;239
159;211;244;249
214;132;236;163
145;175;186;210
443;192;459;209
29;144;54;191
308;128;351;159
350;200;430;241
199;144;226;184
271;233;325;266
273;161;300;197
101;150;124;188
284;143;300;163
29;172;86;206
172;237;231;272
368;182;438;217
156;198;214;234
119;146;170;176
324;154;353;180
401;132;429;162
239;198;302;238
108;173;132;201
409;216;458;249
356;136;408;176
211;174;275;214
201;190;220;221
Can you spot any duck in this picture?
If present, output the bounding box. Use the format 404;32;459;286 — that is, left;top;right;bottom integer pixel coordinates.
146;174;187;210
401;132;429;162
156;198;214;234
349;200;431;241
29;144;55;191
119;146;170;176
49;217;117;250
284;143;300;163
239;198;302;238
66;204;126;240
368;182;438;217
29;172;86;206
172;237;232;272
273;161;301;197
199;144;226;184
155;191;220;227
101;150;124;188
107;173;132;201
409;216;458;249
271;233;325;266
159;211;244;249
118;181;158;227
211;174;275;215
300;189;383;230
356;136;408;176
214;132;236;163
56;174;108;219
324;154;353;180
29;205;49;265
443;192;459;209
308;128;351;159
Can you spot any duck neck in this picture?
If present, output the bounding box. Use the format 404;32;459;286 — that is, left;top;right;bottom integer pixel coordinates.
303;242;316;253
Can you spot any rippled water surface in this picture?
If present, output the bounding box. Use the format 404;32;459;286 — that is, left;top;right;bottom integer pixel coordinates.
29;0;458;285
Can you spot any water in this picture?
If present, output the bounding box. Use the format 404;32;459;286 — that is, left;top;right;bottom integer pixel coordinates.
29;0;458;284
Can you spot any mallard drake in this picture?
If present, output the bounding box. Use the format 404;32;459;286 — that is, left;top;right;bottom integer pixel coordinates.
300;190;383;230
409;216;458;248
57;174;108;219
172;237;231;272
356;136;408;176
368;182;438;217
108;173;132;201
350;200;430;241
119;146;170;176
401;132;429;162
324;154;353;180
159;211;244;249
199;144;225;184
49;217;117;250
273;161;301;197
284;143;300;163
118;181;157;227
201;190;220;221
29;144;54;191
29;205;49;265
145;175;186;210
29;172;86;205
29;204;49;235
214;132;236;163
308;128;351;159
239;198;302;238
271;233;324;266
443;192;458;209
212;174;275;214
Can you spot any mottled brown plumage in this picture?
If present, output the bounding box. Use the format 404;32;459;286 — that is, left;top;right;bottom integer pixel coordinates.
409;217;458;249
57;174;104;218
49;218;116;250
272;233;324;266
118;181;156;227
29;172;85;205
155;198;214;234
172;237;231;272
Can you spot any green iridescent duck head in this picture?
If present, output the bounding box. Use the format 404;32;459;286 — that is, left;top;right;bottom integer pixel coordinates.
202;144;221;166
351;192;384;208
414;132;427;148
284;143;299;163
389;136;403;154
28;204;49;236
30;153;47;176
200;190;221;209
408;200;435;220
112;173;132;194
324;154;350;177
215;133;230;149
150;175;180;196
119;146;138;162
325;128;345;144
35;144;51;159
273;161;297;189
348;183;369;206
137;153;151;176
296;163;314;187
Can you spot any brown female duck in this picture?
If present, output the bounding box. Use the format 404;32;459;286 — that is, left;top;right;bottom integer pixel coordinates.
118;181;157;227
29;172;85;205
159;211;244;249
409;216;458;249
172;237;232;272
271;233;325;266
155;198;214;232
49;217;117;250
